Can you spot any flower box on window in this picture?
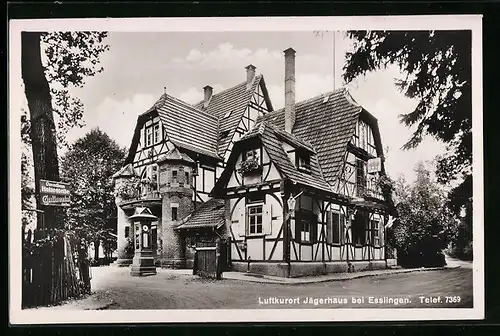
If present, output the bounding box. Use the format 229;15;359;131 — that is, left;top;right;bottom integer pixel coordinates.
238;157;262;175
238;149;262;175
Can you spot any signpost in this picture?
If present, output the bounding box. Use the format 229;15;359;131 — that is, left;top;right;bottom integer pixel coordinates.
39;179;71;207
367;157;382;174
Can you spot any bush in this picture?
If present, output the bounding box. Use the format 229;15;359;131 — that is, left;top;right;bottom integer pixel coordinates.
124;237;135;255
446;241;473;261
392;163;456;268
398;249;446;268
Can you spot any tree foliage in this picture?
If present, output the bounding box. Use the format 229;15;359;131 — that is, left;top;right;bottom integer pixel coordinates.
61;128;127;258
41;32;109;148
342;30;472;210
392;163;457;267
21;32;110;227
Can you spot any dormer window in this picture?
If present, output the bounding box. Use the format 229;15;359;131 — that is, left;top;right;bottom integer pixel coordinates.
219;130;230;139
297;151;311;174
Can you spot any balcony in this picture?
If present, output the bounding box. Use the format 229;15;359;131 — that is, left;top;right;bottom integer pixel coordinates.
338;179;384;201
118;189;162;210
358;179;384;200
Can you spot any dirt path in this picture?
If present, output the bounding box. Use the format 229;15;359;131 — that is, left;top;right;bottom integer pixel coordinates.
84;266;473;309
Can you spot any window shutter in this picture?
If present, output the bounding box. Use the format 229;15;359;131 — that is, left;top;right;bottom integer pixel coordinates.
263;204;272;235
339;213;346;244
238;207;246;236
326;211;332;244
312;213;318;244
294;212;301;243
139;128;145;148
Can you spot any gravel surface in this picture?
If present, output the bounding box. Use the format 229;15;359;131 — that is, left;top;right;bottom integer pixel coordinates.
83;266;473;309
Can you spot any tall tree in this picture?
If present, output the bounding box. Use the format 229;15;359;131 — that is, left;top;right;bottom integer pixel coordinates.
392;162;456;267
21;31;109;305
21;31;109;228
61;128;127;261
342;31;472;217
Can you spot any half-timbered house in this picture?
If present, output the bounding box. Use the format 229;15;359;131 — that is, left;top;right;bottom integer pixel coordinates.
113;47;395;277
112;63;273;268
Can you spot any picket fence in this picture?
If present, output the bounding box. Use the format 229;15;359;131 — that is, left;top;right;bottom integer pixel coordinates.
22;228;92;308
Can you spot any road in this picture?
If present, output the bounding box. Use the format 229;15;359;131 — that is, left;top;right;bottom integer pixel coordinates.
87;266;473;309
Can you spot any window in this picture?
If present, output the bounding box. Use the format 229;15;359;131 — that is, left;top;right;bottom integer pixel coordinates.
247;205;263;235
172;170;178;184
242;149;260;164
353;120;376;155
371;219;381;246
145;126;153;147
171;206;178;221
153;124;160;144
297;152;311;173
141;164;158;196
327;211;344;244
240;149;261;175
356;159;366;196
145;122;161;147
185;172;190;187
352;211;368;246
125;226;130;238
295;210;317;244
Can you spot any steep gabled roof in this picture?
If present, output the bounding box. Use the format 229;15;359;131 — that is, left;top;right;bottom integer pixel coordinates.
125;93;220;164
212;121;332;197
174;198;225;230
158;147;196;165
256;122;331;193
157;93;220;158
257;88;363;184
194;74;273;157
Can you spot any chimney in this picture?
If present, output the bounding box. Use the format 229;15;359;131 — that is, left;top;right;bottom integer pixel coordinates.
284;47;296;133
203;85;213;109
245;64;256;90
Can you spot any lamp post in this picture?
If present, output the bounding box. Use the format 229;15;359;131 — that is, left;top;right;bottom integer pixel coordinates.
130;207;158;276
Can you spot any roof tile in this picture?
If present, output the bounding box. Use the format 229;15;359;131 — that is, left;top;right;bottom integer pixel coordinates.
258;88;362;185
175;198;225;230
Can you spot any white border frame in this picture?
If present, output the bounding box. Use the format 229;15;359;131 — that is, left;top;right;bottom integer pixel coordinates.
9;15;484;324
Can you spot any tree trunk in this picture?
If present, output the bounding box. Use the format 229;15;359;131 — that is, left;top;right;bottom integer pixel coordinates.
21;32;62;229
94;240;100;262
21;32;82;304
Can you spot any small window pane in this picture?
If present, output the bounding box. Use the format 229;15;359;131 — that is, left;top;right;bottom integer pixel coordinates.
172;207;178;221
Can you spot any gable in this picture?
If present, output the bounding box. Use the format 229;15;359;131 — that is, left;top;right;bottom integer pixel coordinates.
125;93;220;165
211;121;332;198
194;75;273;158
125;110;172;165
258;88;363;185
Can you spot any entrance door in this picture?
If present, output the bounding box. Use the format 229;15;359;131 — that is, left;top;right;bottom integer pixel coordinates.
193;237;222;279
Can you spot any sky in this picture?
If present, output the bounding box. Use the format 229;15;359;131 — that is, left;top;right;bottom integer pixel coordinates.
31;31;446;183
